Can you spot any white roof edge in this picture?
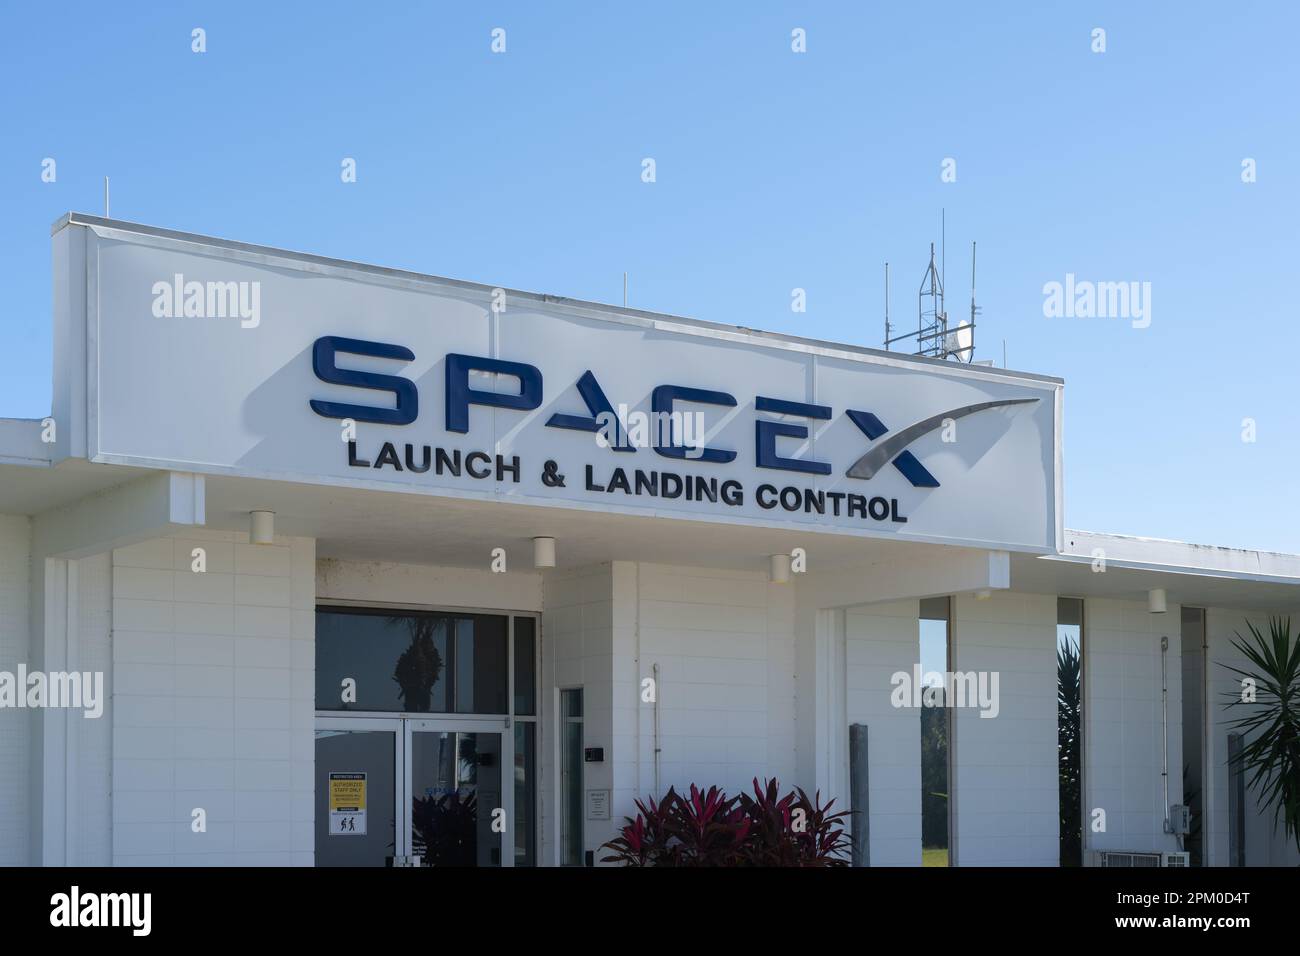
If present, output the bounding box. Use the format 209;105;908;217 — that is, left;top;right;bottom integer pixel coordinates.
51;212;1065;388
0;419;52;467
1052;528;1300;584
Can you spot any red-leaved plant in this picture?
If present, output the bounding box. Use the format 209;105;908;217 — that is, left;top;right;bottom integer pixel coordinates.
600;778;851;867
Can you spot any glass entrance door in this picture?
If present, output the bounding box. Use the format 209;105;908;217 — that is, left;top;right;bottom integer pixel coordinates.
407;719;510;867
315;716;511;866
314;605;536;867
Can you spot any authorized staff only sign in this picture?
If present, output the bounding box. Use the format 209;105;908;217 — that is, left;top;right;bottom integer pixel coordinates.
328;772;367;836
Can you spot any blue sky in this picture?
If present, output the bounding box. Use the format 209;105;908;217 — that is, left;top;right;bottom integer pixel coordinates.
1;2;1296;552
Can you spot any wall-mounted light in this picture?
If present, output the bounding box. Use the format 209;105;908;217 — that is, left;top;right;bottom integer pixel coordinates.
1148;588;1167;614
769;554;792;584
533;536;556;569
249;510;275;545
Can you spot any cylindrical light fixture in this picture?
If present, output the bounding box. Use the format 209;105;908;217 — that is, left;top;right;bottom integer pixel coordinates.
1148;587;1167;614
250;510;275;545
769;553;792;584
533;536;556;569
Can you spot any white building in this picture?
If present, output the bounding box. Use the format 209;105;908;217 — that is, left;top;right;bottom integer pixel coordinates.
0;213;1295;867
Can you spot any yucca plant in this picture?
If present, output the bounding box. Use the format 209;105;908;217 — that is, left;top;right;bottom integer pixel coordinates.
1220;616;1300;855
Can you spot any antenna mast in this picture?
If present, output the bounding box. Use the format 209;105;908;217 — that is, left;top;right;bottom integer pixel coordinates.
882;219;978;363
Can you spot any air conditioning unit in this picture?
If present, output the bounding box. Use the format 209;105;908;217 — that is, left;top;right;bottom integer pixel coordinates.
1085;850;1163;867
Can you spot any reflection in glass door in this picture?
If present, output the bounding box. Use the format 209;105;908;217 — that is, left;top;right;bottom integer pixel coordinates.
408;720;508;867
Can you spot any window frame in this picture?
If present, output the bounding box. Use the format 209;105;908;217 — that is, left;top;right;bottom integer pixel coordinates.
313;601;542;866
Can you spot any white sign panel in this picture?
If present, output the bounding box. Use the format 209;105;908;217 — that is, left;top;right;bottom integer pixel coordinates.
61;219;1061;552
587;789;611;821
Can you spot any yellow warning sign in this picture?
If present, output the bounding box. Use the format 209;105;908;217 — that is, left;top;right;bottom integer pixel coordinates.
329;772;366;811
329;772;367;835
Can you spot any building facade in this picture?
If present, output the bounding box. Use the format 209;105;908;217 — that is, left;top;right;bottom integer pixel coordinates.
0;214;1296;866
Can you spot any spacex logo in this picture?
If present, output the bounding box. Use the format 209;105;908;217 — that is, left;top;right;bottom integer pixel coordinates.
309;335;1040;491
844;399;1040;488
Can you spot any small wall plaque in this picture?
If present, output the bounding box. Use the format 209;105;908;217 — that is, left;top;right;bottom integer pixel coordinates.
586;789;611;820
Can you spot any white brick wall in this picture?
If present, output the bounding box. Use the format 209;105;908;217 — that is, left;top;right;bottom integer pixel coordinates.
622;562;795;800
316;558;542;612
72;552;113;865
111;531;315;866
846;598;921;866
537;561;798;865
951;591;1058;865
1084;597;1183;856
0;514;31;866
542;563;615;864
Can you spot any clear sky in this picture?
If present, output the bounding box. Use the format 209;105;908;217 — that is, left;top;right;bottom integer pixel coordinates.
1;2;1296;553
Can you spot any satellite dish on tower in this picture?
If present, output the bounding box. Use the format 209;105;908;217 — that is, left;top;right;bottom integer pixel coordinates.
882;215;979;364
945;322;973;358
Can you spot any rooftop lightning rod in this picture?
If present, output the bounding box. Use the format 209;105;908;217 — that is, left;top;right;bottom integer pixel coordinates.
883;262;891;347
969;240;978;361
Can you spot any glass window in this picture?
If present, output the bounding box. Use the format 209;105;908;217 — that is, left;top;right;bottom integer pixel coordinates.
514;721;536;866
316;608;508;714
514;617;536;716
918;597;951;867
564;688;583;718
453;615;508;714
1057;597;1084;866
1180;606;1206;866
561;688;584;866
316;608;451;712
